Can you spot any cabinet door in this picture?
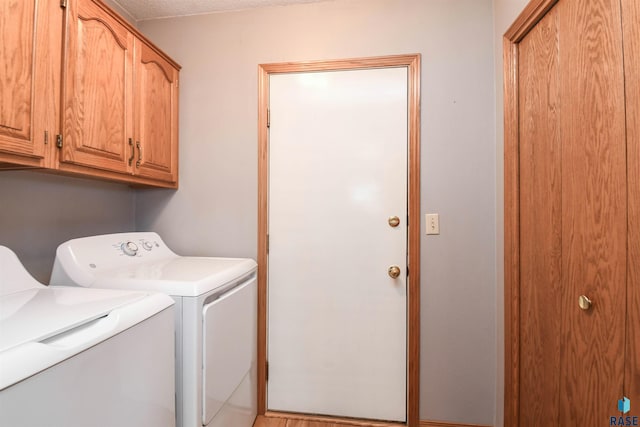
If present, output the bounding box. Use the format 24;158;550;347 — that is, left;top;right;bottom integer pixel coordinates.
0;0;54;166
61;0;133;175
133;40;178;184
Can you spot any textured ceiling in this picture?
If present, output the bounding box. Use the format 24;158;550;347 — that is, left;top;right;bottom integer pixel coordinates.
110;0;334;21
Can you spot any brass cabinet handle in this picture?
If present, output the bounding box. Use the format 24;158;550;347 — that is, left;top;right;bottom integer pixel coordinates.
578;295;592;311
388;265;401;279
136;141;142;167
128;138;135;166
388;216;400;227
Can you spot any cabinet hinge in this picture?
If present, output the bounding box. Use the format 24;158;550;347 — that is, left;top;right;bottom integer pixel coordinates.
56;134;63;148
267;109;270;128
60;0;67;9
265;361;269;382
266;234;269;254
44;131;49;145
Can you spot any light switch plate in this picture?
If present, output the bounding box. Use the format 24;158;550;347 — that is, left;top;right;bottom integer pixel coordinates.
426;213;440;235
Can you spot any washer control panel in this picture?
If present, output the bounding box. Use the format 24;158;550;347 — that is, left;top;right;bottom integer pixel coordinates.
114;238;161;257
56;233;173;275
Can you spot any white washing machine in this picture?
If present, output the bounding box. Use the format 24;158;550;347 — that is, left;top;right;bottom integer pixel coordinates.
50;232;258;427
0;245;175;427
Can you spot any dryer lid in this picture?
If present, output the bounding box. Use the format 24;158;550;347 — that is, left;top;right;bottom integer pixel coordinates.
51;232;257;297
93;257;257;297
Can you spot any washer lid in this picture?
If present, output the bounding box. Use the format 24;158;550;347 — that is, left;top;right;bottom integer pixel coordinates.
93;257;257;297
0;287;145;353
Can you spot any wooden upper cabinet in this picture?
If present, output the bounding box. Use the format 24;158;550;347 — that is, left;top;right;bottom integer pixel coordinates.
133;40;179;184
59;0;179;187
0;0;61;167
61;0;134;175
0;0;179;185
0;0;36;154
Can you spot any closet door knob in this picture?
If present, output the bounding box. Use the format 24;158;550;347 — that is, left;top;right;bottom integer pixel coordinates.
578;295;592;311
388;266;401;279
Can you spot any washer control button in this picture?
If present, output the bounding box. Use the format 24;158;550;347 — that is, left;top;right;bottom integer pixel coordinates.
121;241;139;256
142;241;153;251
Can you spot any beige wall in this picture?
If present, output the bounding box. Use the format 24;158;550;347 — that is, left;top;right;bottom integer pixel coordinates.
492;0;529;426
0;172;135;283
137;0;497;424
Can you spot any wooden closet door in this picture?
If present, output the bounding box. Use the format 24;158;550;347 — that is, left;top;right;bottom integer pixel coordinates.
515;0;627;424
622;0;640;408
556;0;627;423
61;0;133;174
517;8;562;425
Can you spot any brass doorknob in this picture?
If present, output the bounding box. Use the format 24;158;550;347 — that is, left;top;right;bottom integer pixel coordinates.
578;295;592;311
388;265;401;279
388;216;400;227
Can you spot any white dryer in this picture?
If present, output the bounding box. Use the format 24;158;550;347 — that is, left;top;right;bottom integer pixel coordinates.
50;232;258;427
0;246;175;427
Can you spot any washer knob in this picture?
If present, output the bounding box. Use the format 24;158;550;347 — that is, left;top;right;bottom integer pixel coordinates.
142;241;153;251
121;241;139;256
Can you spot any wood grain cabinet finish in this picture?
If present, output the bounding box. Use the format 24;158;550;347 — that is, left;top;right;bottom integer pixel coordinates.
60;0;180;187
133;40;179;184
504;0;639;425
0;0;179;187
0;0;61;168
61;0;134;176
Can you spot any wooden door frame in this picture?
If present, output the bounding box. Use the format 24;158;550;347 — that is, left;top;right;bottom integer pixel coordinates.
503;1;559;425
257;54;421;427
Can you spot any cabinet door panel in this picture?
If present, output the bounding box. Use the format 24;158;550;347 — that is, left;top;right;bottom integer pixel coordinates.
0;0;43;161
62;0;132;174
134;41;178;184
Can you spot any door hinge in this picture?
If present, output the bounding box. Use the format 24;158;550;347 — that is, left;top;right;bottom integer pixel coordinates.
267;109;270;128
60;0;67;9
266;234;269;254
265;361;269;381
56;134;63;148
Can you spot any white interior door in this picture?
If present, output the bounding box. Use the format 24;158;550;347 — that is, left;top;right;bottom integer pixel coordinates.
267;67;408;422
